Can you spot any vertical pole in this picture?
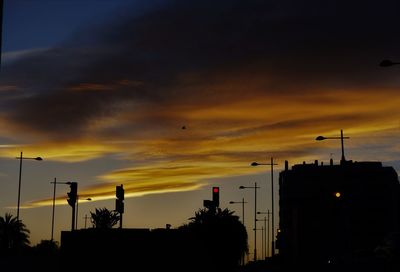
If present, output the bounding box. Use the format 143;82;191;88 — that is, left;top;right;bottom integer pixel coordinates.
255;183;258;261
17;152;23;221
264;217;267;259
261;225;264;260
242;197;245;266
271;157;275;257
75;197;79;230
118;184;123;229
71;201;75;231
51;178;57;240
340;129;345;163
267;210;270;258
242;197;245;225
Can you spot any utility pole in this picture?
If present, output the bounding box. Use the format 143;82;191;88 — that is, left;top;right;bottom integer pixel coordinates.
251;158;277;257
270;157;276;257
51;178;57;240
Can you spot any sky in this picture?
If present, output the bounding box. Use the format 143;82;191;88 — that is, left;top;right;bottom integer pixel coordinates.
1;0;400;257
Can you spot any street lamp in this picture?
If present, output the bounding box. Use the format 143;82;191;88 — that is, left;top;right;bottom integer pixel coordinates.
229;198;247;225
240;182;260;261
50;178;58;241
315;129;350;164
50;179;75;240
76;196;92;230
251;157;277;256
258;210;271;258
16;151;43;221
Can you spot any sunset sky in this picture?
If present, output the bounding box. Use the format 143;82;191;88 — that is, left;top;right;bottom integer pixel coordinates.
1;0;400;257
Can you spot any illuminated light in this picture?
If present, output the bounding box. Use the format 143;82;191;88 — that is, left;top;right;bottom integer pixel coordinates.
335;192;341;198
212;187;220;207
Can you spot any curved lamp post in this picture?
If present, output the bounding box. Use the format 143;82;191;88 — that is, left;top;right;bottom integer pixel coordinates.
76;196;92;230
16;152;43;220
50;179;77;240
316;129;349;164
251;158;277;257
229;198;247;225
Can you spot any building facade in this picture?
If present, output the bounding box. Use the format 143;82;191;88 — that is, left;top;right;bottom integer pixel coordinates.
278;160;400;266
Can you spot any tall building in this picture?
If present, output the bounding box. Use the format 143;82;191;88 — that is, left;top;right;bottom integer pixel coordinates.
278;159;400;266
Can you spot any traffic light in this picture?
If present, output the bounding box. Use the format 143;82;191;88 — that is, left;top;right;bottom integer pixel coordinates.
67;182;77;207
116;184;124;214
116;199;124;213
116;185;124;200
212;187;219;207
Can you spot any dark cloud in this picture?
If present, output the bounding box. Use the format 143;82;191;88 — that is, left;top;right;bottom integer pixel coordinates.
2;0;400;139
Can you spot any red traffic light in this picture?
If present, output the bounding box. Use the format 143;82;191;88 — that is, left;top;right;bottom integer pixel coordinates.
212;187;220;207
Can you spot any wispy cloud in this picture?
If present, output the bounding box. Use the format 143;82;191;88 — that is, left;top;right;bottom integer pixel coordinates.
1;48;49;65
22;179;203;208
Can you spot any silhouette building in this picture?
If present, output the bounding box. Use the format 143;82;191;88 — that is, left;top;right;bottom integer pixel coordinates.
277;159;400;265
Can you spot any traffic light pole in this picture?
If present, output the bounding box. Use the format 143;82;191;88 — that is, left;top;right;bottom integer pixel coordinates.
116;184;124;229
67;182;78;231
71;203;76;231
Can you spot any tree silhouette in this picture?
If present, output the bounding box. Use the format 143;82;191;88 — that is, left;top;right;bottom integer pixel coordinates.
179;207;248;271
33;239;59;255
90;208;120;229
0;213;30;251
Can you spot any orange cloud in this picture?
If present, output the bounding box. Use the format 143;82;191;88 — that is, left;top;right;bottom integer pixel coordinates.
6;80;400;209
0;141;121;162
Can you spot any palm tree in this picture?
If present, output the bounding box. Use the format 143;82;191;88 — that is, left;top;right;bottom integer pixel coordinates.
0;213;30;251
179;207;248;270
90;208;120;229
